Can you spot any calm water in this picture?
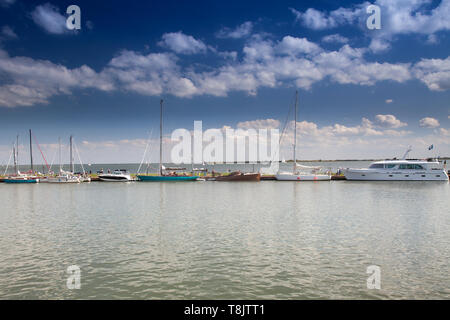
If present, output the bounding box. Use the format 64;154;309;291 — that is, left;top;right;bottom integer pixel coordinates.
0;163;449;299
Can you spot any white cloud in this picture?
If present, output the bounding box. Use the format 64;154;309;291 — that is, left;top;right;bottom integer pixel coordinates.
321;34;349;44
419;117;440;128
374;114;407;128
1;26;17;39
290;5;364;30
158;32;207;54
0;0;15;7
385;99;393;104
277;36;322;55
216;21;253;39
291;1;450;51
31;3;68;34
237;119;280;129
1;28;449;108
0;49;114;107
413;56;450;91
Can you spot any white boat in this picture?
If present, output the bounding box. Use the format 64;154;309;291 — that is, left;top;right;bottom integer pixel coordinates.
275;91;331;181
343;159;449;181
276;164;332;181
98;169;132;182
45;172;81;183
43;137;80;183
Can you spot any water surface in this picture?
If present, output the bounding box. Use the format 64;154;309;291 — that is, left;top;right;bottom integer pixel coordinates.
0;170;449;299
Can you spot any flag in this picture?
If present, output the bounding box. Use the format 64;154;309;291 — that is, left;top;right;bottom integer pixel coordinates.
428;144;434;150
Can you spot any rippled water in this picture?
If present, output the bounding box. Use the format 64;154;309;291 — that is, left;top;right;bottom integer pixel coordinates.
0;176;449;299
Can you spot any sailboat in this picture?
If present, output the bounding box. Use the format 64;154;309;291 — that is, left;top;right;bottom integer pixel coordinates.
275;91;331;181
4;131;39;183
44;136;80;183
137;99;198;181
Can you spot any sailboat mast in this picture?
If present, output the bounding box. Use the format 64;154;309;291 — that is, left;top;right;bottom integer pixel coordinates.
159;99;163;176
58;137;62;173
70;135;74;173
13;144;17;174
16;134;19;172
293;90;298;173
29;129;33;172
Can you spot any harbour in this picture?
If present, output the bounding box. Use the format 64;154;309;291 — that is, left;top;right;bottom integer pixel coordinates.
0;173;448;299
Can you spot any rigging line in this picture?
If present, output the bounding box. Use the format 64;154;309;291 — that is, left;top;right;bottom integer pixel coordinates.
137;129;153;174
3;145;14;176
32;133;50;171
278;91;297;145
49;148;57;171
73;140;86;175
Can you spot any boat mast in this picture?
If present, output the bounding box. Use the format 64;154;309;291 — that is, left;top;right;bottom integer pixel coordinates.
70;135;74;173
13;144;17;174
58;137;62;173
29;129;33;172
159;99;163;176
16;134;19;172
293;90;298;174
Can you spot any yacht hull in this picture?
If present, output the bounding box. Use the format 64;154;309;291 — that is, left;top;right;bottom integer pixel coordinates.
4;178;39;183
343;169;449;181
137;175;198;181
275;173;331;181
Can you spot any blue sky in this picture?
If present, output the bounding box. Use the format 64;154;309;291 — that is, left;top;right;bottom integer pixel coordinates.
0;0;449;164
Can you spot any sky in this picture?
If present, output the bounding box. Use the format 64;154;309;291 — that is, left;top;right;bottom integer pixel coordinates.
0;0;449;165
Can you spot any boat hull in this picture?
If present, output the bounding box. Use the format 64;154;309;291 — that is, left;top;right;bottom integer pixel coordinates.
98;175;131;182
4;178;39;183
343;169;449;181
44;177;81;183
214;173;261;181
275;173;331;181
137;175;198;181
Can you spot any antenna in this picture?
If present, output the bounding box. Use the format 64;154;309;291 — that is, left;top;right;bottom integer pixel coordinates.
402;145;412;160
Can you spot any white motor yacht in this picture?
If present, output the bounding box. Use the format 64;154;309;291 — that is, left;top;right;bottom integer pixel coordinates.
343;159;448;181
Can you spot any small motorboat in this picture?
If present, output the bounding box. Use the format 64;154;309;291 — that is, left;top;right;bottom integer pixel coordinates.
99;169;132;182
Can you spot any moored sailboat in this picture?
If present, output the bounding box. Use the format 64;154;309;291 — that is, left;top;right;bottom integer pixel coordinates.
4;131;39;183
275;91;331;181
137;99;197;182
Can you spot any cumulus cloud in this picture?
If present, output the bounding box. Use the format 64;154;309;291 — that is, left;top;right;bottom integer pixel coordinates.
290;6;364;30
321;34;349;44
0;0;15;7
237;119;280;129
1;28;449;108
158;32;207;54
31;3;69;34
419;117;440;128
413;56;450;91
374;114;407;128
216;21;253;39
385;99;393;104
0;49;114;107
1;26;17;39
291;1;450;52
